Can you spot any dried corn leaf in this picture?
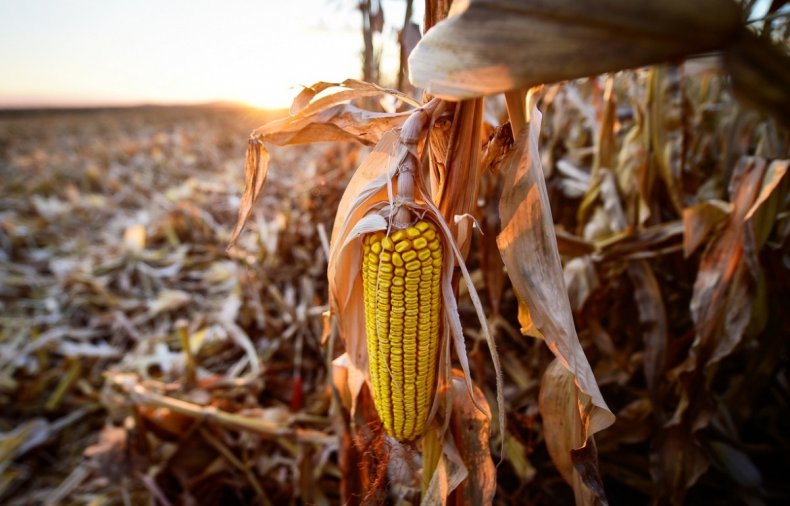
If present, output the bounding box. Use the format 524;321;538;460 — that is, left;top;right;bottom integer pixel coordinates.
421;438;468;506
682;200;732;258
689;157;765;369
652;158;771;500
627;261;667;398
614;78;652;226
744;159;789;248
409;0;741;100
288;79;420;117
448;370;495;506
497;100;614;501
422;370;495;506
539;360;606;505
252;103;411;147
228;140;270;247
229;81;417;246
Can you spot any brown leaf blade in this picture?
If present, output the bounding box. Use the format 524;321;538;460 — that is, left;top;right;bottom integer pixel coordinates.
689;157;765;367
539;360;607;506
228;140;269;247
449;370;496;506
682;200;732;258
409;0;741;100
255;103;411;147
497;101;614;501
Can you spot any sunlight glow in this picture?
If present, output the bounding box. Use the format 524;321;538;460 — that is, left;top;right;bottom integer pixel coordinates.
0;0;416;110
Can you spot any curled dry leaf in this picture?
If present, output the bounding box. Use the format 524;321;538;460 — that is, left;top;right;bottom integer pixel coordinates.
539;360;607;506
288;79;420;117
682;200;732;258
497;99;614;502
229;81;418;247
744;159;789;248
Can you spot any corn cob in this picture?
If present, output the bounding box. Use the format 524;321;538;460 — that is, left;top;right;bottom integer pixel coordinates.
362;220;442;441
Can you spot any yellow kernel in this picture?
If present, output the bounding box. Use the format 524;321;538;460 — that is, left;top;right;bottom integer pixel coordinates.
417;249;431;261
381;237;395;251
402;250;417;262
391;230;406;242
406;227;420;239
395;240;411;253
415;221;430;232
392;252;404;267
405;260;421;271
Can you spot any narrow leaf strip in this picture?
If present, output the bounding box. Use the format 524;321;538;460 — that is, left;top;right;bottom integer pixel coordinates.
228;140;270;247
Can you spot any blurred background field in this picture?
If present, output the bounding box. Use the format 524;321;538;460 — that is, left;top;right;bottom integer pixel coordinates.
0;104;360;504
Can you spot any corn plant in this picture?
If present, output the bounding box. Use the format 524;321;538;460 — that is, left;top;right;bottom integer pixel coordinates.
230;1;789;504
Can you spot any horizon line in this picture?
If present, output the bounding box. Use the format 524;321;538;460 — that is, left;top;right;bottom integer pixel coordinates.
0;99;286;112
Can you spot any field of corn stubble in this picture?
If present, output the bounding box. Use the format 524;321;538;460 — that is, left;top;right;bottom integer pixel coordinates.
1;70;788;505
1;6;790;505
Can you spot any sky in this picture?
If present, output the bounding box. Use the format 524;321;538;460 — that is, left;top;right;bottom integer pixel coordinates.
0;0;419;109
